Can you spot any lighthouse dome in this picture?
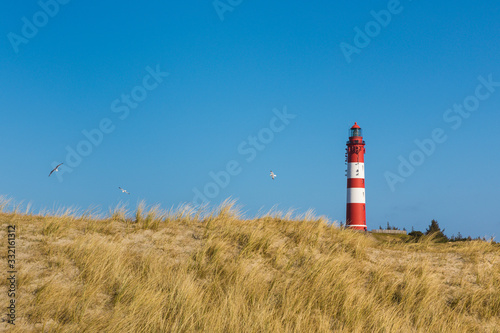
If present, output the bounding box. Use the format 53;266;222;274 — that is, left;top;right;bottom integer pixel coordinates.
349;122;362;137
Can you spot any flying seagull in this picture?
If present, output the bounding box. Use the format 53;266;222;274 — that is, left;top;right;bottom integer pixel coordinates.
270;171;277;180
118;187;130;195
48;163;63;177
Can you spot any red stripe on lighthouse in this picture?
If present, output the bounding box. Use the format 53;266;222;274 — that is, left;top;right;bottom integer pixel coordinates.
347;178;365;188
347;150;365;162
346;203;366;226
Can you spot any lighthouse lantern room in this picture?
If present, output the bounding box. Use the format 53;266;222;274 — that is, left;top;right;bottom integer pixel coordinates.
345;122;367;230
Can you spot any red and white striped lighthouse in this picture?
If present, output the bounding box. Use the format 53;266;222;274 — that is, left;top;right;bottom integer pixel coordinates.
345;122;367;230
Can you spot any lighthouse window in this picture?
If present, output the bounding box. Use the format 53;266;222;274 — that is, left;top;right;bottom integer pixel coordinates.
350;128;362;137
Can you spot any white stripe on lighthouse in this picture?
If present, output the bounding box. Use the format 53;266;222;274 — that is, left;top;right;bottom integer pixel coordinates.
347;163;365;179
347;188;365;204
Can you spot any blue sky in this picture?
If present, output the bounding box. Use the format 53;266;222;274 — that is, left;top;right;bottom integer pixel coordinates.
1;0;499;239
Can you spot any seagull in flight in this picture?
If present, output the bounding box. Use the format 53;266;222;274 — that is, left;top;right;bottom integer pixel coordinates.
118;187;130;195
270;171;277;180
48;163;63;177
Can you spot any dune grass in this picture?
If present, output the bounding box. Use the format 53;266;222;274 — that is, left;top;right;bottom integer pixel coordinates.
0;198;499;332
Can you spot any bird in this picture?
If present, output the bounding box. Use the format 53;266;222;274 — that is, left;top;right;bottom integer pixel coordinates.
48;163;63;177
118;187;130;195
270;171;277;180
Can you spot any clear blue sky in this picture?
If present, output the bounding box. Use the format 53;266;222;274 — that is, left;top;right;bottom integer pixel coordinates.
1;1;499;239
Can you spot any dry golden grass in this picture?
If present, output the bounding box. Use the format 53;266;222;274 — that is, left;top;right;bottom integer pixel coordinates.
0;199;499;332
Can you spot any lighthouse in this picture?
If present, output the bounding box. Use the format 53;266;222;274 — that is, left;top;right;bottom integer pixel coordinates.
345;122;367;230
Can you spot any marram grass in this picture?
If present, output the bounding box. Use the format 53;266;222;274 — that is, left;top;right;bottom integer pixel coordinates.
0;200;499;332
